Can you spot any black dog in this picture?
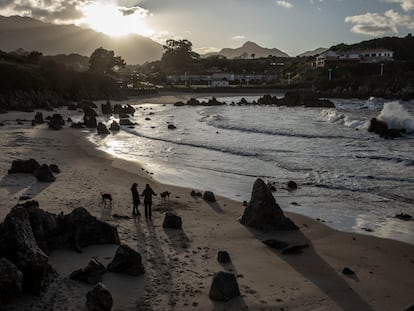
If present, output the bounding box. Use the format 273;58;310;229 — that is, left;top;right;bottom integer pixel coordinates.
160;191;171;203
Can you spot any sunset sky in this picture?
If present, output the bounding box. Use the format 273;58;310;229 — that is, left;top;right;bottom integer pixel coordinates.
0;0;413;56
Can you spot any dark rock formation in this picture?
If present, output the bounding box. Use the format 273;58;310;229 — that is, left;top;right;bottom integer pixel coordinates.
240;178;298;231
49;164;60;174
287;180;298;189
97;122;110;135
109;121;120;131
8;159;40;174
86;282;113;311
107;244;144;276
203;191;216;202
0;258;23;304
83;107;98;117
119;118;134;126
113;104;135;115
168;124;177;130
262;239;290;250
162;212;182;229
342;267;355;275
395;213;412;221
209;271;240;301
77;101;97;109
34;164;56;182
70;258;106;285
33;112;44;124
368;117;404;139
217;251;231;263
404;304;414;311
84;116;97;128
101;101;112;115
48;114;65;130
190;190;202;197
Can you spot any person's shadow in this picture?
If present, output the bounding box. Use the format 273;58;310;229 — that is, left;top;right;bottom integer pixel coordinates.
0;173;52;197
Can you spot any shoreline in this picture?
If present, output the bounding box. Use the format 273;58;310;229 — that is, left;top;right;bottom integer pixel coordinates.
1;106;414;310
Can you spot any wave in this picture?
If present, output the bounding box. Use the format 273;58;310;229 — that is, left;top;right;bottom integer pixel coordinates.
378;102;414;133
321;109;368;130
355;155;414;166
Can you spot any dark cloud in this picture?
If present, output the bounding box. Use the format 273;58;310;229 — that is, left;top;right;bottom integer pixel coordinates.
119;6;149;17
0;0;15;8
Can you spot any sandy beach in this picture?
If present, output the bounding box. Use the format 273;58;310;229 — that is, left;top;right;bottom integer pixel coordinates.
1;100;414;311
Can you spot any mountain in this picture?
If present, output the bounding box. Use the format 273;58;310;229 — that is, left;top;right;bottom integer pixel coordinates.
0;15;164;64
297;47;328;57
204;41;289;59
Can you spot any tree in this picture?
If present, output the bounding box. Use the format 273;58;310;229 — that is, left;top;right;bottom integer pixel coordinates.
89;47;125;75
251;53;256;59
161;39;199;71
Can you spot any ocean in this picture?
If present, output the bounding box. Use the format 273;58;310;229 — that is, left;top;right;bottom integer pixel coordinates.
87;94;414;245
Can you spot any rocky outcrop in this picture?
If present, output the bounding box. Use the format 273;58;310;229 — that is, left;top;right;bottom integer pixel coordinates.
109;121;120;131
209;271;240;301
162;212;182;229
8;159;40;174
101;101;112;115
0;258;23;304
34;164;56;182
33;112;44;124
113;104;135;115
70;258;106;285
368;117;404;139
203;191;216;202
119;118;134;126
240;178;298;231
86;282;113;311
97;122;110;135
107;244;144;276
84;116;97;128
48;114;65;130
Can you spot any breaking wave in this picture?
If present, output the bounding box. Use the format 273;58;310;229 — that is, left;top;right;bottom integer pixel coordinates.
378;102;414;133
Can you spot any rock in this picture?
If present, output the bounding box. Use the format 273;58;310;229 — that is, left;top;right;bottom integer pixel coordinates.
48;114;65;130
119;118;134;126
67;103;77;110
0;258;23;304
162;212;182;229
203;191;216;202
70;258;106;285
83;107;98;117
190;190;202;197
168;124;177;130
113;104;135;115
86;282;113;311
71;122;84;128
174;101;185;106
60;208;120;251
368;117;403;139
34;164;56;182
342;267;355;275
84;116;97;128
97;122;110;135
8;159;40;174
34;112;44;124
404;304;414;311
1;205;53;293
287;180;298;189
19;195;31;201
262;239;290;250
217;251;231;263
77;100;97;109
107;244;144;276
240;178;298;231
395;213;412;221
49;164;60;174
101;101;112;115
281;244;309;254
67;117;73;123
109;121;120;131
209;271;240;301
145;117;151;121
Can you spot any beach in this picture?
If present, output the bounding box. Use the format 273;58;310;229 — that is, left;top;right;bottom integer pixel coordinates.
1;100;414;311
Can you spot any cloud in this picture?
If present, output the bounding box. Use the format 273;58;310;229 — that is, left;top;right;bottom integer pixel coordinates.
275;0;293;9
194;46;220;55
119;6;149;17
382;0;414;11
345;9;414;36
232;35;246;41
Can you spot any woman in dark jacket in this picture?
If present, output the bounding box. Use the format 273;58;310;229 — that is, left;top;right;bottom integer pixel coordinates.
141;184;157;219
131;183;140;215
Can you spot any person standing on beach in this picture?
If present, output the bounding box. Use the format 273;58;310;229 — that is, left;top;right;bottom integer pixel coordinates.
131;183;140;216
141;183;157;219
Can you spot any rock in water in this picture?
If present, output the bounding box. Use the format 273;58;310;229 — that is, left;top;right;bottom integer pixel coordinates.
240;178;298;230
109;121;120;131
209;271;240;301
162;212;182;229
107;244;144;276
0;258;23;304
203;191;216;202
97;122;110;135
86;282;113;311
34;164;55;182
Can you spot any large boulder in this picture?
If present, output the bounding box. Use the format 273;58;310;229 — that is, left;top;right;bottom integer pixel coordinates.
101;101;112;115
368;117;404;139
1;205;53;293
240;178;298;231
109;121;120;131
33;112;44;124
8;159;40;174
203;191;216;202
86;282;113;311
107;244;144;276
60;208;120;251
0;258;23;304
97;122;110;135
162;212;182;229
34;164;56;182
84;116;97;128
70;258;106;285
48;114;65;130
83;107;98;117
209;271;240;301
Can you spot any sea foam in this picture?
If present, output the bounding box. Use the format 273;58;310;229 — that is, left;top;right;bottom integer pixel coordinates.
378;102;414;133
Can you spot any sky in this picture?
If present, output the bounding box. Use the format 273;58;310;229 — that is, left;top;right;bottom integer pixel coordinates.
0;0;413;56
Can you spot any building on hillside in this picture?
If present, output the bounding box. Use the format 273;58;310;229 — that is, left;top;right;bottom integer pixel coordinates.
313;48;394;68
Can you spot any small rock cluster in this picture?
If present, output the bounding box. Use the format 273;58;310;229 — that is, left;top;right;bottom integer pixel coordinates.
8;158;60;182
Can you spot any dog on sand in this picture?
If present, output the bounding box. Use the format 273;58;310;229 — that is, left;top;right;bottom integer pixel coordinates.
160;191;171;203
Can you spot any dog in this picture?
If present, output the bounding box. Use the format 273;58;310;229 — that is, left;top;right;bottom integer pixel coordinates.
101;192;112;207
160;191;171;203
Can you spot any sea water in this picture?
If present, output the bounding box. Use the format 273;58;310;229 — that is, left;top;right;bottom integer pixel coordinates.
88;95;414;244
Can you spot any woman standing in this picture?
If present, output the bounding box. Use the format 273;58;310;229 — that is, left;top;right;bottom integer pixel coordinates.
131;183;140;216
141;184;157;219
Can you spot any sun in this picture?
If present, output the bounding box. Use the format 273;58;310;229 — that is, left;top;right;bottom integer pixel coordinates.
81;3;153;37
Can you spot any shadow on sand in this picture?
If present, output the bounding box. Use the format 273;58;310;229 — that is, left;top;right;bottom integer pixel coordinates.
245;225;375;311
0;173;52;197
